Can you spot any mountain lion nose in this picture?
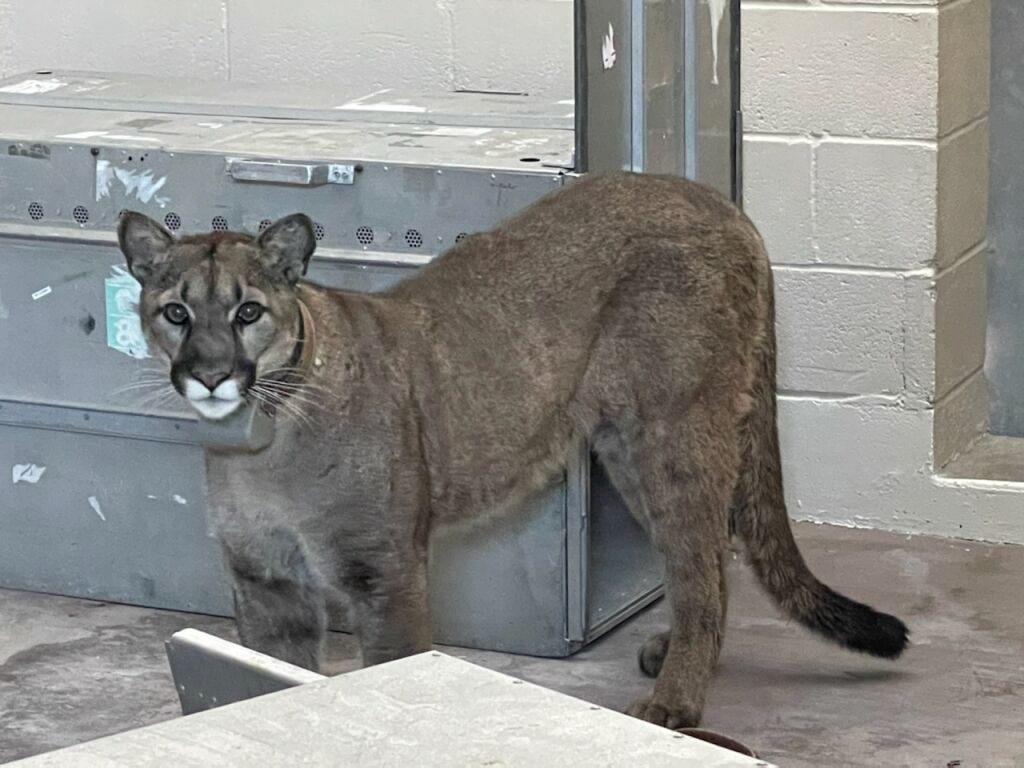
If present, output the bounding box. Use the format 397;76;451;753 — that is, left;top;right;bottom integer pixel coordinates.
193;370;230;391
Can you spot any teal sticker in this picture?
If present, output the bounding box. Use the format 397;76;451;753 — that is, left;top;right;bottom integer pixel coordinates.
104;265;149;359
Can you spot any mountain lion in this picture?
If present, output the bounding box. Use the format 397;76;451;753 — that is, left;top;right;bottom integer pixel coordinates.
117;171;908;727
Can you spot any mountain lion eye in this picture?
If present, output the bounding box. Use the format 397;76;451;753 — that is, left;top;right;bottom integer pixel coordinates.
236;302;264;325
162;303;189;325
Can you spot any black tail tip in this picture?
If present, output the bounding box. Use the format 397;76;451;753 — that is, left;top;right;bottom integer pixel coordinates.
814;588;910;660
847;610;910;660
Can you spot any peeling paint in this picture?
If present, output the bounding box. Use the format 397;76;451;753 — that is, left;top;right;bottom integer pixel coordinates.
418;126;490;138
343;102;427;114
602;23;616;70
0;77;65;95
95;159;169;206
12;464;46;484
87;496;106;522
173;495;188;506
58;130;110;140
707;0;727;86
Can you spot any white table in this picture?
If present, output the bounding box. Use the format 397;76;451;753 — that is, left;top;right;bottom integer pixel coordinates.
11;652;770;767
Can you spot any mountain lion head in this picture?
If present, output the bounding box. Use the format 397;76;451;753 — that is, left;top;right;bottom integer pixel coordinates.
117;212;316;421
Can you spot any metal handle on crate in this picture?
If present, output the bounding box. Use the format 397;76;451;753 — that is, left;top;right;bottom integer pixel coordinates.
225;158;354;186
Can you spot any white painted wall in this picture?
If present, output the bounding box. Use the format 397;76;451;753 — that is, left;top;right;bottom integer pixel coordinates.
2;0;1014;542
0;0;576;98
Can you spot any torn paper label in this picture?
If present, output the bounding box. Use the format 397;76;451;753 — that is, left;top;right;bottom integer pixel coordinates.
13;464;46;484
602;23;617;70
105;265;149;359
87;496;107;521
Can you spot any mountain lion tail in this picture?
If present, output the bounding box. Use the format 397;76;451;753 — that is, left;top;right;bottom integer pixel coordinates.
730;272;909;660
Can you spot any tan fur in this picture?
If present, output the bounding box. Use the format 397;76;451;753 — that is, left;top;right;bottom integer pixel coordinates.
118;171;907;728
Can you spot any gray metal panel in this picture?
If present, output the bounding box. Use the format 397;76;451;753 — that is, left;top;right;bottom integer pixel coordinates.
0;72;664;658
0;149;564;256
643;0;687;175
577;0;635;172
690;0;737;198
165;629;324;716
0;104;573;178
0;423;233;614
986;0;1024;436
574;0;738;195
0;70;574;130
430;481;572;656
1;243;659;656
586;460;664;639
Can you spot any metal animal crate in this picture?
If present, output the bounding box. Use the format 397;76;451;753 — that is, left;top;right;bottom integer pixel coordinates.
0;0;738;656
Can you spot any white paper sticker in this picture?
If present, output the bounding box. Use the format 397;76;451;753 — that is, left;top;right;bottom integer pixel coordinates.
105;265;149;359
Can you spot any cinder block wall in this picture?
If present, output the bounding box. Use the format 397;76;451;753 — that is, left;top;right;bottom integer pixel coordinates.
0;0;575;98
742;0;1006;541
3;0;1019;541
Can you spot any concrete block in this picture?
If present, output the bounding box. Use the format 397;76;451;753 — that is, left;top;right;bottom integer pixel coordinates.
451;0;574;98
938;0;990;135
742;6;938;138
902;274;938;406
814;140;937;269
934;369;988;469
777;396;933;527
774;268;906;396
779;395;1024;543
227;0;451;91
0;0;227;80
743;138;814;264
936;118;989;269
935;247;987;399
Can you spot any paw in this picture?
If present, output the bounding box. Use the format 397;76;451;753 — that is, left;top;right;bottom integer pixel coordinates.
637;632;670;678
625;695;701;730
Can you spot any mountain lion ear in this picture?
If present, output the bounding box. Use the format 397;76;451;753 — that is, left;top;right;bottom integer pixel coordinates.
117;211;174;284
257;213;316;284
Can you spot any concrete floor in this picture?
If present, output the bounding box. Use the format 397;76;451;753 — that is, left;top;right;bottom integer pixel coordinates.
1;524;1022;767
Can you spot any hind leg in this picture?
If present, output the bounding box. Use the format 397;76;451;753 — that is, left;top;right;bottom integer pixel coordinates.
637;550;729;680
597;402;738;727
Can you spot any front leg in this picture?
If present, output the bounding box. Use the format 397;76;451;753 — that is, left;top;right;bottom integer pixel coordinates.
339;544;432;666
222;527;328;672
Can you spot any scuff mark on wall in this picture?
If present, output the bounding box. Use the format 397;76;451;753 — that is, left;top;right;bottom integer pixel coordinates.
0;288;9;320
172;494;188;506
87;496;107;522
95;159;169;206
12;464;46;484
